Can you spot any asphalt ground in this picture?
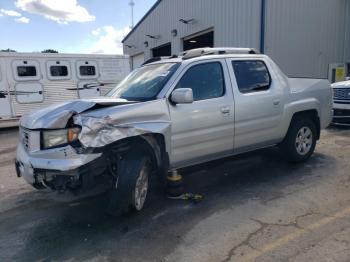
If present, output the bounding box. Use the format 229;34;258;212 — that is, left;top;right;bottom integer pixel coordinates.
0;127;349;262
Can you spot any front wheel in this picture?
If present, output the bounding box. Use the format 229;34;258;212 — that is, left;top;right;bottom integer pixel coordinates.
107;152;151;215
279;117;317;163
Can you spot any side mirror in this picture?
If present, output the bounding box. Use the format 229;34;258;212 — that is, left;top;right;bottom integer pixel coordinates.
171;88;194;104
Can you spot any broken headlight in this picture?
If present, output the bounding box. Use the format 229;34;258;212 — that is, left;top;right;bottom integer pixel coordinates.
42;127;81;149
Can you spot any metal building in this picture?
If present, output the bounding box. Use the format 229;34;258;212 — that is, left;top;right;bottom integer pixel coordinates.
122;0;350;81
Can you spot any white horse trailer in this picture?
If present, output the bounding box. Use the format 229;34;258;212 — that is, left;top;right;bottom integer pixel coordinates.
0;52;130;128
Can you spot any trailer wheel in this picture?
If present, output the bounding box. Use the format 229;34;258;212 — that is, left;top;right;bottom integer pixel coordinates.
279;117;317;163
107;151;151;215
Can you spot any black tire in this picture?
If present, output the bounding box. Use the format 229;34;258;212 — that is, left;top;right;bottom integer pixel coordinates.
107;151;151;216
279;117;317;163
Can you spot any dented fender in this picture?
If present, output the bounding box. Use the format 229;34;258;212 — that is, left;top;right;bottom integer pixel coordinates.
74;99;172;152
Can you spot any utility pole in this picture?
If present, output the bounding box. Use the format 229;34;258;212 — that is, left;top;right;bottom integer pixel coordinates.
129;0;135;29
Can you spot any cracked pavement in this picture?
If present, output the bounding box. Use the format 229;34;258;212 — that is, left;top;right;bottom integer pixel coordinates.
0;127;350;262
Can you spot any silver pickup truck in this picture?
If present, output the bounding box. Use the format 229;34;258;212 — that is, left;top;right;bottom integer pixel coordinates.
16;48;332;213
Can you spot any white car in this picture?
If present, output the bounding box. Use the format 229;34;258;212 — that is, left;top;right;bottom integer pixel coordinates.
332;80;350;126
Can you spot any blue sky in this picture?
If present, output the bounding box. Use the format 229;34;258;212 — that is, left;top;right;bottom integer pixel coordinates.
0;0;156;54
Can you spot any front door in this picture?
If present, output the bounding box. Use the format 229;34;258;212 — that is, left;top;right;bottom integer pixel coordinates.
0;65;12;118
168;60;234;167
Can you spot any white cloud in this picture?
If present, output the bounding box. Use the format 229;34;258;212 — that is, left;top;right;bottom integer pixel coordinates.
86;26;130;54
91;28;101;36
15;0;95;24
16;16;30;23
0;8;29;24
0;9;22;17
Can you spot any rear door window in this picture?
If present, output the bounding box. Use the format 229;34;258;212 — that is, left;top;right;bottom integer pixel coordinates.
232;60;271;93
175;62;225;101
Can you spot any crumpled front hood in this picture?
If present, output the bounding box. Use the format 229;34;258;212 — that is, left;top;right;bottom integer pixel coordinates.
20;97;135;129
74;98;171;148
20;97;171;149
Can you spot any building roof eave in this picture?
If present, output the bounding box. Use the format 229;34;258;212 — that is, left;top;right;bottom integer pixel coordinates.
122;0;162;43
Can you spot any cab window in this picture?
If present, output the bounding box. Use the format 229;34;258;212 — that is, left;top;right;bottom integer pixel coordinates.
176;62;225;101
232;60;271;93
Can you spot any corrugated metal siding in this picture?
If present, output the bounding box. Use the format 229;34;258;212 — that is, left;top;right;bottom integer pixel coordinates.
11;81;78;116
345;0;350;63
123;0;261;60
124;0;348;79
265;0;347;78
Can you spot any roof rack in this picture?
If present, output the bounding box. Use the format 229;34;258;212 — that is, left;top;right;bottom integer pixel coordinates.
142;57;163;65
142;55;179;66
181;47;260;60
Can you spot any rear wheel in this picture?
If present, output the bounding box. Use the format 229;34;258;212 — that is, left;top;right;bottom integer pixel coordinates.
279;117;317;162
107;151;151;215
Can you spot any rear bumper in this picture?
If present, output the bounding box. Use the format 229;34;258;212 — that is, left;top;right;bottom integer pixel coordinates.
15;143;104;191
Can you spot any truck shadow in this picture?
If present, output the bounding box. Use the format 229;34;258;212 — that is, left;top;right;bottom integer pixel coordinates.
11;146;336;262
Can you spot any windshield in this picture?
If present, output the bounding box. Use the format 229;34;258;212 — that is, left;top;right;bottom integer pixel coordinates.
107;62;180;101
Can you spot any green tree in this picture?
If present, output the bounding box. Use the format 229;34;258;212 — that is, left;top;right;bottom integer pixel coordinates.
1;48;16;52
41;49;58;53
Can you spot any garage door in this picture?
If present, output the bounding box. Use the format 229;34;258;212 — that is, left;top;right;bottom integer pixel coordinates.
183;30;214;51
131;53;145;70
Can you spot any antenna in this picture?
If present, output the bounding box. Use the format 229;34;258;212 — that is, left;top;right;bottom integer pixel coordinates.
129;0;135;29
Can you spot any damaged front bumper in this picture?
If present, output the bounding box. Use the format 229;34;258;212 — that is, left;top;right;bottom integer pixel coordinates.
15;142;104;191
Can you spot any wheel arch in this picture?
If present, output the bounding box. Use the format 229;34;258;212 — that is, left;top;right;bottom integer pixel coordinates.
287;109;321;140
105;133;169;179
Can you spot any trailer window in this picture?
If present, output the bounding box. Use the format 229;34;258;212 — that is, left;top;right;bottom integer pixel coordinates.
50;65;68;77
79;65;96;76
17;66;37;77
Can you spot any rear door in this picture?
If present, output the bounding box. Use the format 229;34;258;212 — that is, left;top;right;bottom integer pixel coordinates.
227;59;283;152
168;59;234;167
0;61;12;118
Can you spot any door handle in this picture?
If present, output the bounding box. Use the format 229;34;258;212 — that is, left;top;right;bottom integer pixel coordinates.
220;106;230;114
273;100;280;106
